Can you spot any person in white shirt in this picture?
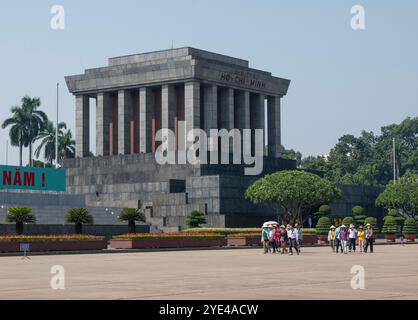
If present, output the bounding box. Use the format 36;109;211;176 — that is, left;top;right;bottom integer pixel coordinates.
286;224;300;256
348;224;358;253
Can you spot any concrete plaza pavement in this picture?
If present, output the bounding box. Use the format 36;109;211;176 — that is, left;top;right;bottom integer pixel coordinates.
0;245;417;300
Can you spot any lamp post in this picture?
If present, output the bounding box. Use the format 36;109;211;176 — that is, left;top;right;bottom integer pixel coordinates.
55;83;59;168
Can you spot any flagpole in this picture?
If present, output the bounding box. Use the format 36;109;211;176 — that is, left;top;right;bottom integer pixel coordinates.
393;137;396;184
56;83;59;168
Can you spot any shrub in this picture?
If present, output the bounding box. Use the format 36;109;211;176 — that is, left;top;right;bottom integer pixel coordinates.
65;208;93;234
316;217;331;236
5;206;36;235
342;216;355;227
352;205;367;225
364;217;379;233
118;208;145;233
185;210;207;228
403;218;417;235
113;233;224;240
382;216;398;234
0;235;104;242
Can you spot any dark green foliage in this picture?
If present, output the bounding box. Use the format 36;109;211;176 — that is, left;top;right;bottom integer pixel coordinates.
5;206;36;235
342;216;355;227
186;210;207;228
382;216;398;234
352;205;367;226
65;208;93;234
118;208;145;233
403;218;417;235
316;217;331;236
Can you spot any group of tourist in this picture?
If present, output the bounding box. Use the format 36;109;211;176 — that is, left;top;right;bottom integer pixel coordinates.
261;224;302;255
261;222;375;255
328;223;374;254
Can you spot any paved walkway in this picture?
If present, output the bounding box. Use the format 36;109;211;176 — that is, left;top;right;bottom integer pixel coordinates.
0;245;417;300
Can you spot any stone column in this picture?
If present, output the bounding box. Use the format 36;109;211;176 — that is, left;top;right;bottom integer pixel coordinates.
161;85;176;151
203;84;218;134
118;90;132;155
184;81;200;146
96;92;110;156
235;91;250;131
75;95;90;158
267;96;282;158
250;93;265;154
220;87;234;130
139;87;153;153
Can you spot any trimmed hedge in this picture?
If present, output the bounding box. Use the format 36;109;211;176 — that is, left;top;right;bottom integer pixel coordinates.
316;217;330;236
403;218;417;234
0;235;104;242
113;233;225;239
342;216;355;226
382;216;398;234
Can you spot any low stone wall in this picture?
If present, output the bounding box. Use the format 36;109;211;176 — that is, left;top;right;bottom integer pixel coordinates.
110;237;227;249
0;240;107;253
0;224;149;240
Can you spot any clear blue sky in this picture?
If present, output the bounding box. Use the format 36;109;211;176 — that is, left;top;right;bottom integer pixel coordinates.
0;0;417;165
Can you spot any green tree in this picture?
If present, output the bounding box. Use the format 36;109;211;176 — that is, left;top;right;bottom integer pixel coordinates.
279;145;303;167
2;96;48;167
118;208;145;233
246;170;341;224
376;172;418;218
65;208;93;234
5;206;36;235
35;121;75;166
186;210;207;228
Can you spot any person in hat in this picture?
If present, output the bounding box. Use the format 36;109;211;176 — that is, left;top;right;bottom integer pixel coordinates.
348;224;358;253
339;225;349;254
261;225;271;254
364;223;374;253
335;225;342;254
328;226;337;253
279;225;288;254
357;226;365;253
287;224;300;256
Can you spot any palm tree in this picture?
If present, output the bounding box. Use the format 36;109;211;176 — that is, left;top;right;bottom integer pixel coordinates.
2;96;48;166
35;121;75;166
5;206;36;235
65;208;94;234
1;105;29;166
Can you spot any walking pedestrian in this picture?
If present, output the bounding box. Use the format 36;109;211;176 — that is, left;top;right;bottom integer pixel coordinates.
279;225;288;254
287;224;300;256
339;225;349;254
271;225;279;253
261;225;271;254
357;226;365;253
295;223;303;252
335;225;342;254
328;225;336;252
348;224;357;253
364;223;374;253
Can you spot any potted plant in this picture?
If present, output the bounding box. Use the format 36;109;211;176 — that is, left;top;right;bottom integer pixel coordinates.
403;218;417;242
65;208;94;234
352;205;367;226
316;217;330;244
4;206;36;235
382;216;397;242
118;208;145;233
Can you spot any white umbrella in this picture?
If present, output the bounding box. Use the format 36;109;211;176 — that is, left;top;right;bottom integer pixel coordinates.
262;221;279;228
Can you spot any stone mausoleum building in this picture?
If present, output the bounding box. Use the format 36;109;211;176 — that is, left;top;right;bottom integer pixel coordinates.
64;47;292;230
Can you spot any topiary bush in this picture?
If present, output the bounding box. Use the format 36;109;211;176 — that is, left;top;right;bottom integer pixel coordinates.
342;216;355;227
185;210;207;228
352;205;367;226
403;218;417;235
314;205;331;222
364;217;379;233
316;217;331;236
382;216;398;235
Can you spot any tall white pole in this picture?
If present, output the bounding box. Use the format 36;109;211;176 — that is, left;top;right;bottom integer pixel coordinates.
393;137;396;184
6;140;8;166
56;83;59;168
